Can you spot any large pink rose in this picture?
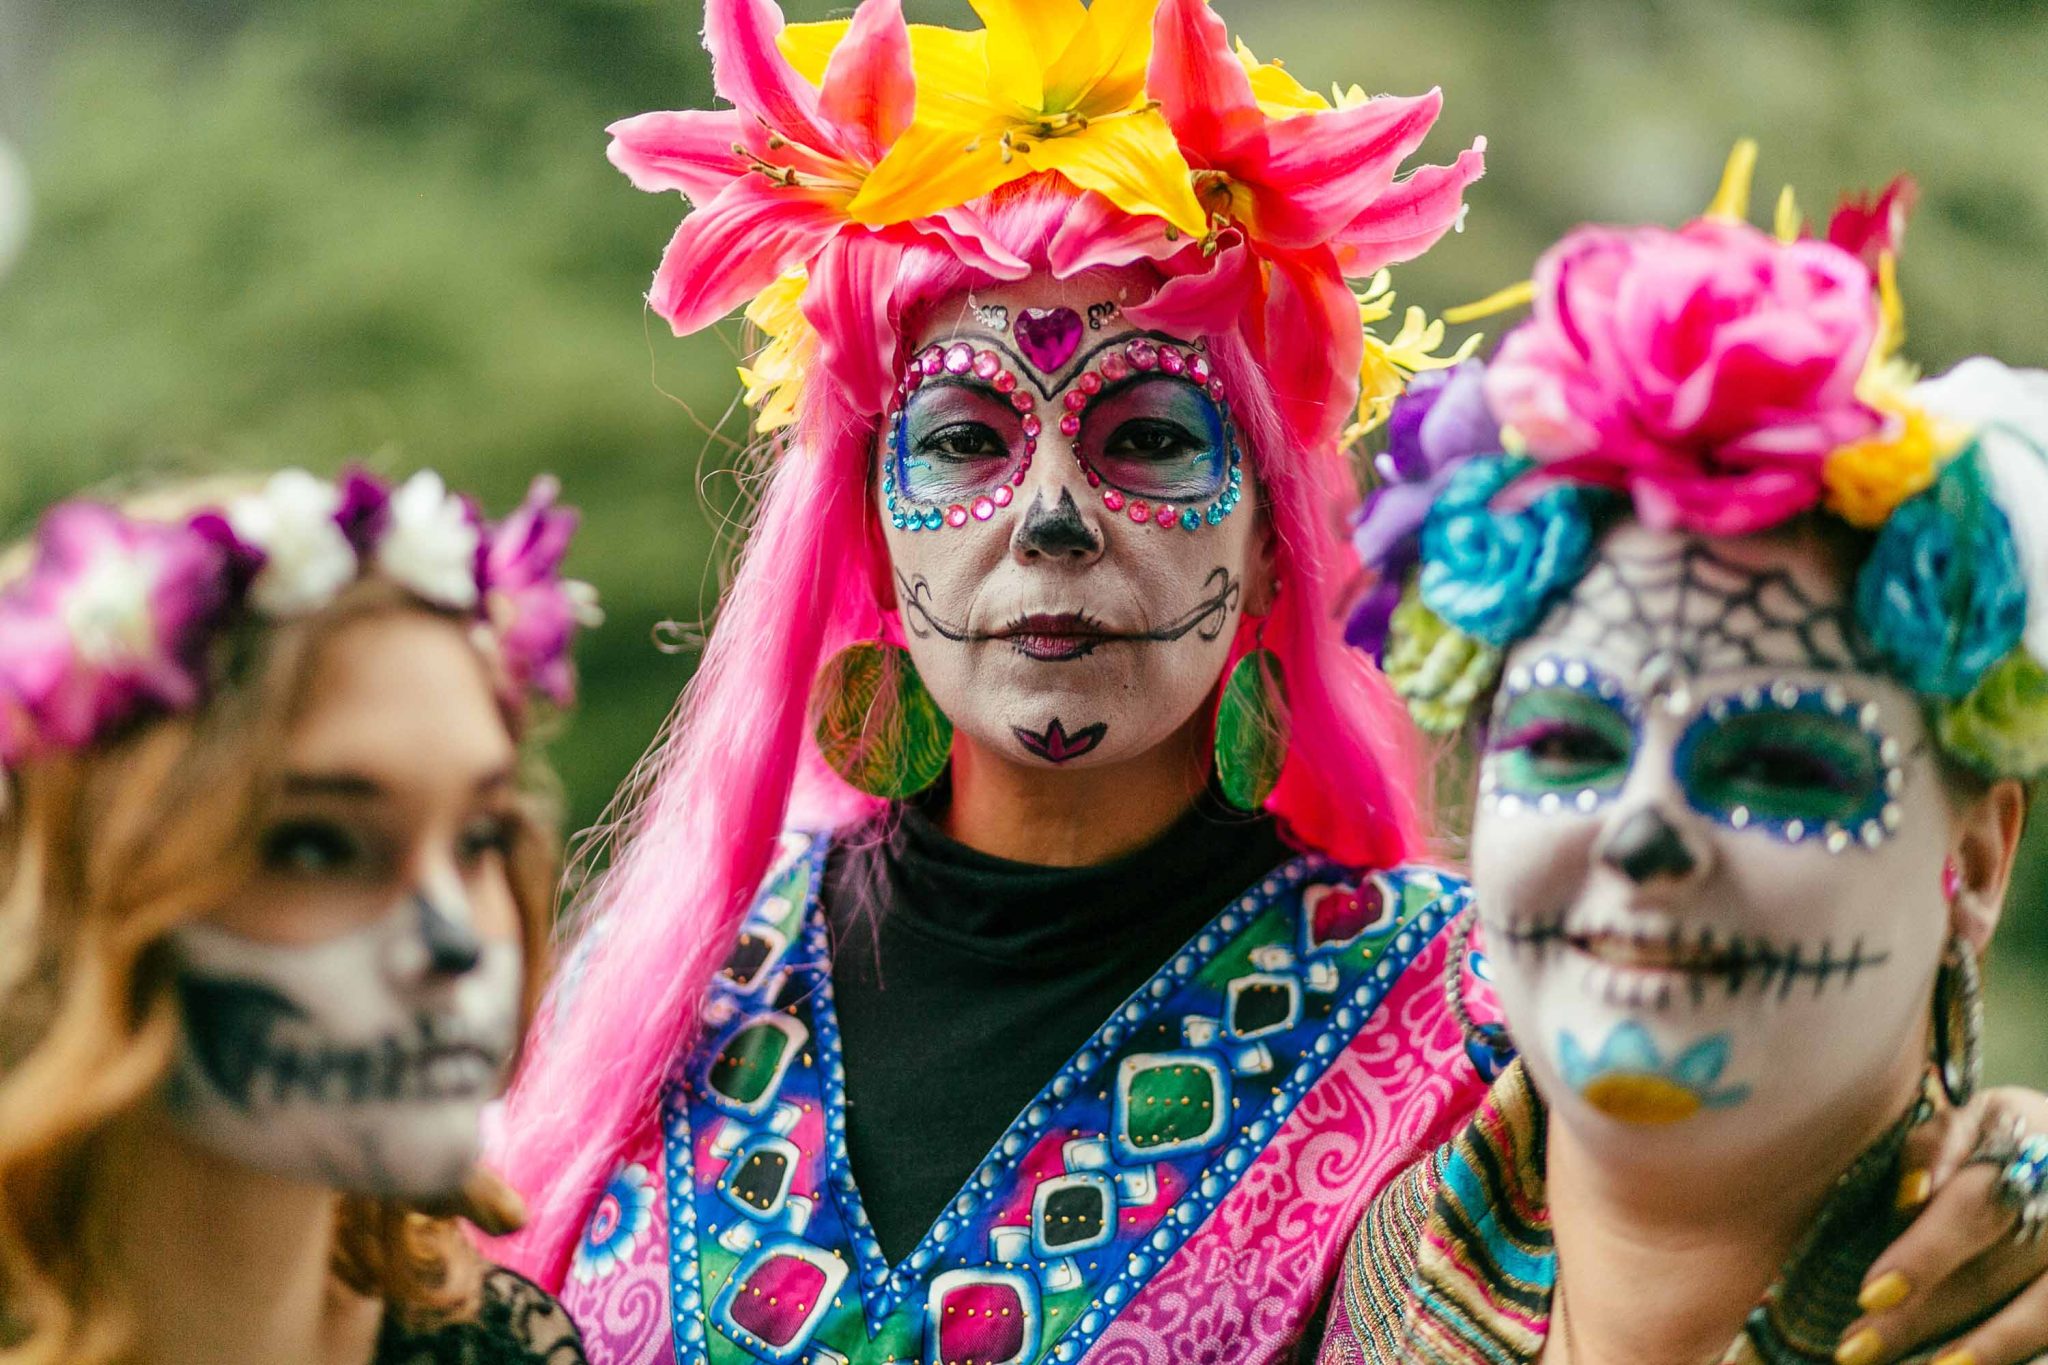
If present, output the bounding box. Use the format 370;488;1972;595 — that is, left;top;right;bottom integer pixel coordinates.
1486;218;1884;535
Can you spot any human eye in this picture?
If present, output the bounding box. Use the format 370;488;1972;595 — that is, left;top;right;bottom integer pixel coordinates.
456;812;516;871
1104;417;1199;460
1489;687;1634;795
259;819;372;879
919;421;1008;460
1682;708;1881;826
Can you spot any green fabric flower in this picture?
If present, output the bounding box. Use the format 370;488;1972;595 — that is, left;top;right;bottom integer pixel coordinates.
1937;648;2048;781
1383;582;1503;734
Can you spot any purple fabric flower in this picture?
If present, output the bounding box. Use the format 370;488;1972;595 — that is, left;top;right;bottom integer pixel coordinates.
481;476;601;707
1345;362;1503;657
0;502;231;762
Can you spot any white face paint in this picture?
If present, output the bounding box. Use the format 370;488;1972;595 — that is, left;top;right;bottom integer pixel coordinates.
166;890;521;1199
1471;522;1952;1162
881;272;1265;771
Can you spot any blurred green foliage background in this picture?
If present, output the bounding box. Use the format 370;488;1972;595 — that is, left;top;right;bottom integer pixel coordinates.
1;0;2041;1081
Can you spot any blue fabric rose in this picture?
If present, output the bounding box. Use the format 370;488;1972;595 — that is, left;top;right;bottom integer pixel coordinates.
1345;363;1502;660
1856;449;2029;699
1418;454;1612;648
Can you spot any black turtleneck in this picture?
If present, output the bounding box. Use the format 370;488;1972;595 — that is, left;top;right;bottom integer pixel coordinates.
822;787;1294;1264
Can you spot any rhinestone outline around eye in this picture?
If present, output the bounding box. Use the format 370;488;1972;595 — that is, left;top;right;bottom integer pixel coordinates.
1481;655;1640;819
1072;338;1241;533
1671;682;1905;853
883;344;1035;532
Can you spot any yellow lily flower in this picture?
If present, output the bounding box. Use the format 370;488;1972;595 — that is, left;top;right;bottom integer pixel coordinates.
785;0;1206;236
736;270;818;434
1344;271;1483;445
1230;39;1366;116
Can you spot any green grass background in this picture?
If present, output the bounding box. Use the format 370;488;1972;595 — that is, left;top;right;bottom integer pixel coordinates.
1;0;2041;1083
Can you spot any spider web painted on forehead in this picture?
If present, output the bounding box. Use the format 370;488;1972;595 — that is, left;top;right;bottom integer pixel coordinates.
1533;540;1882;678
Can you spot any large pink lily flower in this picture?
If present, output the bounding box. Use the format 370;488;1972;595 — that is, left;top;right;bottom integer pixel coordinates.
1051;0;1484;450
607;0;1025;412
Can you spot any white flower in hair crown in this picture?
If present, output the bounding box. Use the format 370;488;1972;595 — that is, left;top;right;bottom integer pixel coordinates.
228;469;359;617
376;470;483;611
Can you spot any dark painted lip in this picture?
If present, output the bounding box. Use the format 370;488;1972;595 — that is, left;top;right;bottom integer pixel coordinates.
992;612;1125;661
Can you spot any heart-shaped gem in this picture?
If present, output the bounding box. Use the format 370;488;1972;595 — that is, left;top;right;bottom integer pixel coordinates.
1013;306;1083;373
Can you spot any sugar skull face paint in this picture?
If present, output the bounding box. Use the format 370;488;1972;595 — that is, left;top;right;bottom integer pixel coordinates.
162;610;529;1198
1471;522;1952;1160
881;273;1265;773
166;893;522;1199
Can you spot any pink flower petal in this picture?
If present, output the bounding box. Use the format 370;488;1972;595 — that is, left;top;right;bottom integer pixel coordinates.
1248;92;1443;251
1046;190;1182;277
646;177;845;335
816;0;915;168
1147;0;1263;163
704;0;841;160
605;110;751;204
1261;246;1364;451
1329;140;1487;276
925;205;1032;281
1125;236;1259;337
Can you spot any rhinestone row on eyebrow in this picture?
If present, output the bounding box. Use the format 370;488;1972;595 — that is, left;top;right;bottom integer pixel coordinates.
881;337;1243;534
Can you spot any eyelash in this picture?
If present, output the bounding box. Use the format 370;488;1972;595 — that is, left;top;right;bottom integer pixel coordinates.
260;820;369;878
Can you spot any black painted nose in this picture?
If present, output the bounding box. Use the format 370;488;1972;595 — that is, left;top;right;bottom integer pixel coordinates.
1601;808;1698;884
416;894;483;975
1018;489;1102;559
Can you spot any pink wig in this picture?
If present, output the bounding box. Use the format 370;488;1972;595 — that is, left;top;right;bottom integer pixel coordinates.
487;178;1431;1286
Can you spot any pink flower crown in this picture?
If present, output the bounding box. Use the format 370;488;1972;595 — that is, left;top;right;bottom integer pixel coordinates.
0;469;602;768
608;0;1486;452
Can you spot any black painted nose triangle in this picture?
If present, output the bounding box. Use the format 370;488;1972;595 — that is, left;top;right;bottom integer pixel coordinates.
417;895;483;975
1602;808;1698;884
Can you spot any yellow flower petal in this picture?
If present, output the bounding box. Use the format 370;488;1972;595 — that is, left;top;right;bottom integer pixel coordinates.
1042;0;1157;113
1233;38;1330;114
1823;399;1963;528
737;270;817;433
968;0;1087;110
778;20;846;83
1703;137;1759;223
904;27;996;124
1020;108;1204;237
846;119;1020;225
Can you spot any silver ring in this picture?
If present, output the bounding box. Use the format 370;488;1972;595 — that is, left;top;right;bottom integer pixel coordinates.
1967;1116;2048;1245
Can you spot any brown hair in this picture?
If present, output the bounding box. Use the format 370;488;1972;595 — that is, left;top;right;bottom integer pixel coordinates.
0;577;560;1363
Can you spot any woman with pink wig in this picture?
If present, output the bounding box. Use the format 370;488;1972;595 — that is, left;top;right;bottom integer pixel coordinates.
486;0;1496;1358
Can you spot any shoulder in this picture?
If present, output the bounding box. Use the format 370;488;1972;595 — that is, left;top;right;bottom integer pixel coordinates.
374;1266;590;1365
1321;1145;1449;1362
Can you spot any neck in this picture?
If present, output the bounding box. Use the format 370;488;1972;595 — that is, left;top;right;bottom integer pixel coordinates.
1544;1055;1923;1365
101;1107;378;1365
941;717;1208;866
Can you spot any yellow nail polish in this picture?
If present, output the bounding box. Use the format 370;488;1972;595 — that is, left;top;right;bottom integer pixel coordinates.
1857;1270;1911;1313
1836;1328;1885;1365
1931;1350;1979;1365
1897;1167;1933;1209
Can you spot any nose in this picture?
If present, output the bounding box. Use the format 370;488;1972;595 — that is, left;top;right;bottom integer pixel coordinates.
414;893;483;976
1013;487;1105;564
1598;807;1706;886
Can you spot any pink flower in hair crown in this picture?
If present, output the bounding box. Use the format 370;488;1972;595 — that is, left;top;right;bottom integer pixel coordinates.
1485;218;1885;536
0;502;230;763
482;476;604;708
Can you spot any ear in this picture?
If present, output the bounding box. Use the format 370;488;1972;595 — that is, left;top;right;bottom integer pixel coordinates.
1948;777;2027;953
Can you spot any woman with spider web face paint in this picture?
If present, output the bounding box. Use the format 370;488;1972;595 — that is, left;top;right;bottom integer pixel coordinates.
485;0;1511;1361
1321;150;2048;1365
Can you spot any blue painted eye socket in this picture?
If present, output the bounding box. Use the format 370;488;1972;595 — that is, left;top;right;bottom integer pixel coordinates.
1674;684;1904;849
1485;659;1638;810
1076;376;1230;503
893;381;1027;504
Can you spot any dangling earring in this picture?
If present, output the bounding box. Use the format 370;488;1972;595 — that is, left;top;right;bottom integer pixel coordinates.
1445;911;1515;1081
1215;615;1288;811
810;641;953;799
1931;932;1984;1108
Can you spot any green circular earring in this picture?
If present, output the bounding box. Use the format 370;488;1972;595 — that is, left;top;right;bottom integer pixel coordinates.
810;641;953;800
1215;645;1288;811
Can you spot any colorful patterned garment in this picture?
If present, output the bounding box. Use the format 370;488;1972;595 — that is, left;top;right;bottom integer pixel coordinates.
558;832;1493;1365
1319;1062;1941;1365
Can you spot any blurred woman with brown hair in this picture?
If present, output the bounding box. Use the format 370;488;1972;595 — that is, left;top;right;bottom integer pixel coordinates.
0;468;599;1364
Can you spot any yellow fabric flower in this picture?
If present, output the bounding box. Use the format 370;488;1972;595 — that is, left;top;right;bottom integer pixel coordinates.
1822;391;1963;529
1382;583;1502;734
1344;271;1483;446
786;0;1206;236
1938;649;2048;781
735;271;817;434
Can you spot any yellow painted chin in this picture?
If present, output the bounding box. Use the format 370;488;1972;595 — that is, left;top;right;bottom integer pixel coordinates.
1581;1074;1704;1126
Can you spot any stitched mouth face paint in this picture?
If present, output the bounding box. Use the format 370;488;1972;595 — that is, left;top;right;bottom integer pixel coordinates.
165;890;521;1199
1468;521;1955;1160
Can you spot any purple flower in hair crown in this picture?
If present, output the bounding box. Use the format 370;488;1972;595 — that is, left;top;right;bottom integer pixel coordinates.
1346;362;1502;660
0;469;601;768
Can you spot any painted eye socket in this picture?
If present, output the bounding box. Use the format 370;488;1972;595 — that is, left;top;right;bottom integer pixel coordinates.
458;814;515;869
1489;687;1635;798
260;820;366;878
894;382;1028;503
1680;709;1884;828
1076;376;1229;502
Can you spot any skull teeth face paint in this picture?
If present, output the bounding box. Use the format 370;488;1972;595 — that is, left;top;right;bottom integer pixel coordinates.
1470;523;1951;1159
882;273;1264;771
167;894;521;1199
